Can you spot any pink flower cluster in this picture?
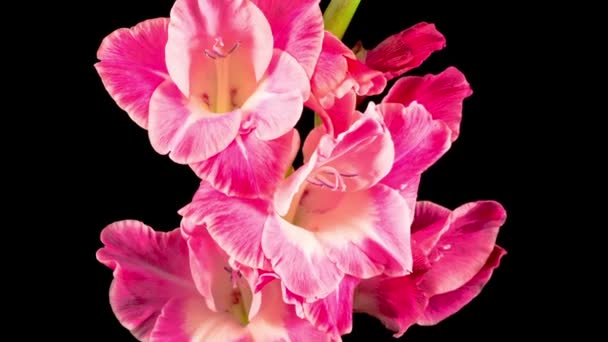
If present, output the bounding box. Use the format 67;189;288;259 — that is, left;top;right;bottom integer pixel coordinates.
95;0;506;340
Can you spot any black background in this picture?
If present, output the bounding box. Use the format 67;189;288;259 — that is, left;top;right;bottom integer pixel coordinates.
51;0;556;340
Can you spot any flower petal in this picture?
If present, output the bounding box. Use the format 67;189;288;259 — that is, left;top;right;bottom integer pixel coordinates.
365;22;446;80
298;184;413;279
180;182;270;270
419;246;506;326
378;102;451;191
249;279;332;341
95;18;169;128
420;201;507;295
166;0;273;96
310;32;385;110
191;129;299;199
148;80;242;164
251;0;324;78
354;275;427;338
150;296;251;342
310;110;395;192
180;218;233;313
96;221;195;341
262;215;344;300
243;50;310;140
302;275;359;337
383;67;472;141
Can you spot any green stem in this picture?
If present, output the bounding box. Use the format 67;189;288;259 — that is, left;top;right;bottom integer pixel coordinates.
323;0;362;39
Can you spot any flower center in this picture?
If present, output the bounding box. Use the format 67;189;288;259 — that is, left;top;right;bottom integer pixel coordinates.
223;266;251;326
203;37;241;113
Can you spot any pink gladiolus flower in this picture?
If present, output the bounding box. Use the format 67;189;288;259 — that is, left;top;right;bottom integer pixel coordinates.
96;220;331;341
95;0;324;198
353;201;507;337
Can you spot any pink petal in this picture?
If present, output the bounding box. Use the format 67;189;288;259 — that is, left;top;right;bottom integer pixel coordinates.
365;22;446;80
307;90;358;139
354;275;427;338
180;219;233;313
262;215;344;300
191;129;299;199
302;275;359;337
95;18;169;128
148;80;242;164
299;184;413;278
419;201;507;295
243;50;310;140
419;246;506;326
411;201;451;270
273;151;318;217
179;182;270;270
150;296;251;342
378;102;451;192
249;279;332;342
383;67;472;141
251;0;324;78
310;32;385;110
96;221;196;340
310;111;395;192
166;0;273;97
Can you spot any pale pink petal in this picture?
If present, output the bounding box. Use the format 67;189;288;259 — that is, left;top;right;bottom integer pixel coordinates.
310;111;394;192
148;80;242;164
150;296;251;342
303;275;359;337
419;246;506;326
166;0;273;97
302;125;326;164
420;201;507;295
307;90;358;139
243;50;310;140
191;129;299;199
262;215;344;300
251;0;324;78
298;184;413;279
95;18;169;128
180;219;233;313
310;32;385;110
365;22;446;80
274;152;318;216
354;275;427;338
378;102;451;191
96;221;196;340
249;279;332;342
179;182;270;270
383;67;472;141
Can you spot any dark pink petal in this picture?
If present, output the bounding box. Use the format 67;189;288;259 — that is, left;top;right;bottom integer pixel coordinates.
96;221;196;340
148;80;242;164
179;182;270;270
149;296;252;341
303;275;359;337
419;246;506;326
95;18;169;128
354;275;427;338
383;67;472;141
420;201;507;295
243;51;310;140
365;22;446;80
191;129;299;199
166;0;273;96
410;201;450;272
378;102;451;192
251;0;324;78
262;215;344;300
299;184;413;279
